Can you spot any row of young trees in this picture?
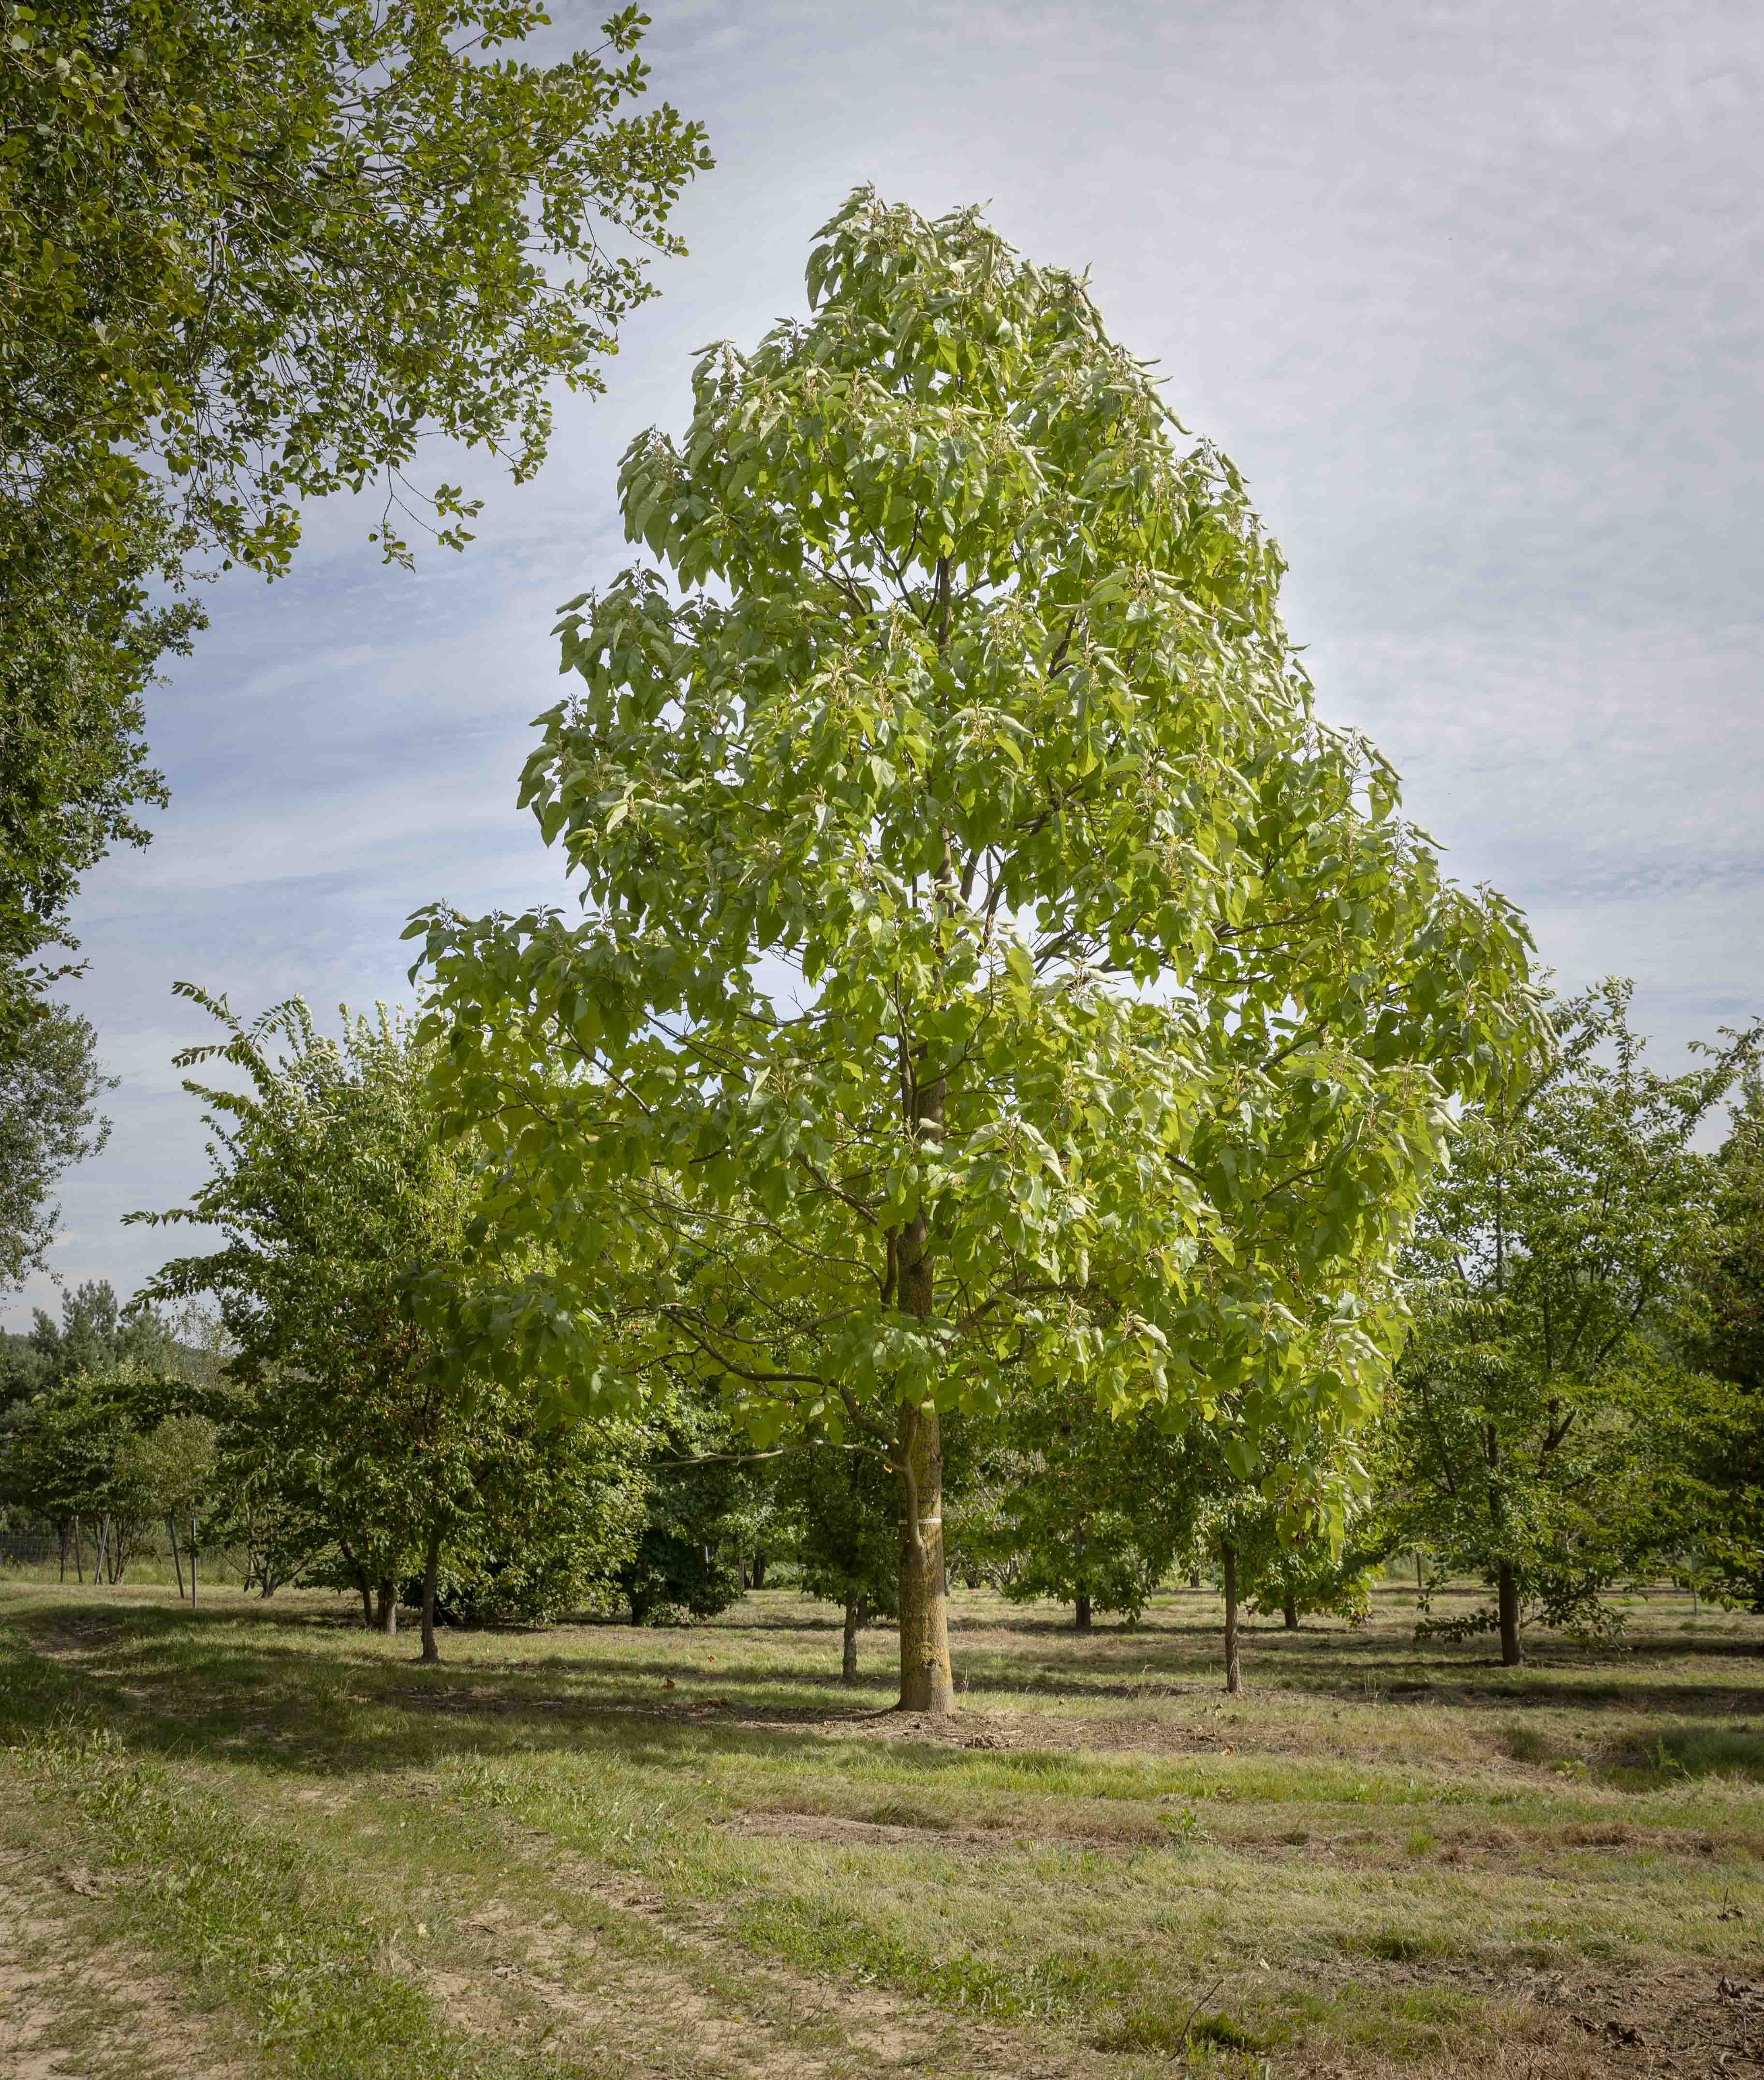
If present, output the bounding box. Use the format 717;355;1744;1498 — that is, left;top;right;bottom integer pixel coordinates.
4;969;1760;1687
7;193;1758;1701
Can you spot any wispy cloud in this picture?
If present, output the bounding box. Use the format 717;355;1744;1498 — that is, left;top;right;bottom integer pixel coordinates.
11;0;1761;1319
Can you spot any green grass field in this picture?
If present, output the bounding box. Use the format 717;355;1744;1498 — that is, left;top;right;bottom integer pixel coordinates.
2;1575;1762;2078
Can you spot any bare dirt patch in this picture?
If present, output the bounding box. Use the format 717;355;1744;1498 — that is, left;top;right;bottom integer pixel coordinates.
408;1825;1105;2080
0;1828;244;2080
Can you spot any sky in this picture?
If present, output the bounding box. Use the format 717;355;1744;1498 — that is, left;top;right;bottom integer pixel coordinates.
11;0;1764;1327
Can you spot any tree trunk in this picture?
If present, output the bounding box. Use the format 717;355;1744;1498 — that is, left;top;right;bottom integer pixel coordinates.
376;1579;398;1636
58;1518;70;1583
1074;1591;1092;1633
359;1582;375;1628
1222;1540;1242;1694
893;1020;955;1714
188;1516;197;1606
419;1530;441;1664
1282;1593;1298;1632
896;1399;955;1713
73;1516;84;1584
737;1548;749;1591
842;1587;862;1683
752;1551;767;1590
168;1517;185;1599
1498;1563;1522;1666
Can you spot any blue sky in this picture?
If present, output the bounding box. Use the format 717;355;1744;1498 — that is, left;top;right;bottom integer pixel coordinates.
12;0;1763;1324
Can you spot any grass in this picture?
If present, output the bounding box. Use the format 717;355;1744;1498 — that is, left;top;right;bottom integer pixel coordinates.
2;1574;1763;2077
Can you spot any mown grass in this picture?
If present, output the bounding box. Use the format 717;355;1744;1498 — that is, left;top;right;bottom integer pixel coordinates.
3;1575;1763;2076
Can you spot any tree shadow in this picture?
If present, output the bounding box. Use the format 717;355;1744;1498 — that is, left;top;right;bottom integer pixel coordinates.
5;1592;1763;1804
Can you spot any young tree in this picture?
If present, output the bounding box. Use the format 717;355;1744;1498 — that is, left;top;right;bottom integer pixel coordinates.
779;1442;900;1680
980;1386;1198;1631
615;1388;751;1627
138;988;639;1660
1663;1074;1764;1608
412;189;1543;1712
0;1;711;1033
417;1395;648;1625
1378;982;1757;1664
0;1001;114;1291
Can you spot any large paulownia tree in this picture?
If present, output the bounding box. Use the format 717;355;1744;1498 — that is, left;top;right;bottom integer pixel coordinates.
412;190;1544;1711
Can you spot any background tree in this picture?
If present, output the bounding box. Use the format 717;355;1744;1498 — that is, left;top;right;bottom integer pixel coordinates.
980;1386;1199;1631
0;0;710;1035
413;188;1543;1714
112;1409;217;1599
1664;1074;1764;1607
0;1000;114;1293
1377;981;1757;1665
139;987;633;1661
23;1279;179;1390
615;1387;751;1627
779;1441;900;1680
412;1392;648;1626
0;1356;212;1581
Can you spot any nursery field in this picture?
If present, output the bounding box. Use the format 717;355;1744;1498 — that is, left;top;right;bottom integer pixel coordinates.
2;1582;1763;2080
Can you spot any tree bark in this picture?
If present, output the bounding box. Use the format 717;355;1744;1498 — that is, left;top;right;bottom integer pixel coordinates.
359;1582;375;1628
376;1579;398;1636
842;1587;862;1683
896;1399;955;1713
894;1029;956;1712
752;1551;767;1590
1498;1562;1522;1666
1222;1540;1242;1694
1074;1591;1092;1633
1282;1593;1298;1632
167;1517;185;1599
419;1532;441;1664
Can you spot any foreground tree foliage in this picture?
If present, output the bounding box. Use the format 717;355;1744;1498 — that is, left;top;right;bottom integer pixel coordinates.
415;190;1544;1711
1379;982;1760;1665
0;0;710;1029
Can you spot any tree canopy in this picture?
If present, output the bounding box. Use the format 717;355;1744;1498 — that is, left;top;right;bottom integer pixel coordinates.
413;189;1545;1711
136;988;621;1658
0;0;710;1026
0;1006;114;1295
1378;981;1760;1663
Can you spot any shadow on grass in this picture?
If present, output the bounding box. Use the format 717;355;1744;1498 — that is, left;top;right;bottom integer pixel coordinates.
6;1593;1764;1797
